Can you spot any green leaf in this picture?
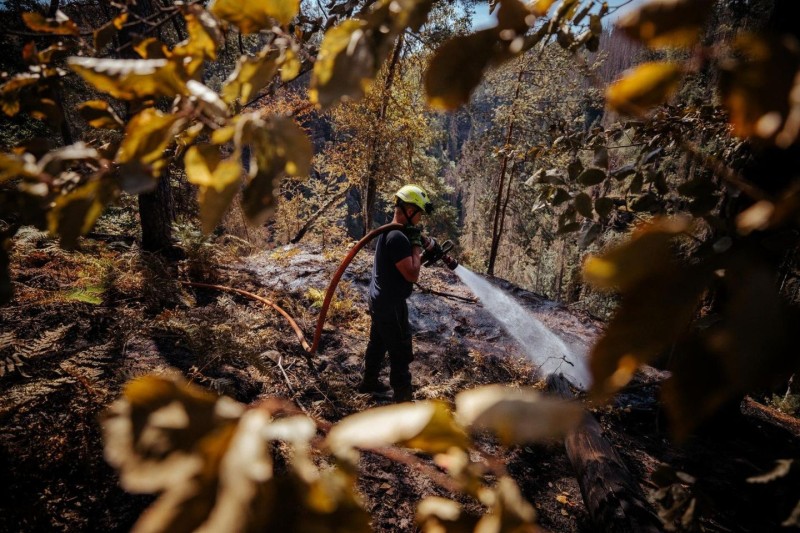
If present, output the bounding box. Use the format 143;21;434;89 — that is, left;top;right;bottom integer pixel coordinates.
606;61;684;116
455;385;583;444
221;47;279;105
22;10;79;35
326;401;470;460
577;167;606;186
211;0;299;33
574;192;593;218
78;100;124;129
617;0;714;49
64;285;104;305
185;144;242;233
309;20;374;109
68;57;189;100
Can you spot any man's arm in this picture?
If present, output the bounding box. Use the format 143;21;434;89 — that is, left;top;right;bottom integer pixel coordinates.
395;246;422;283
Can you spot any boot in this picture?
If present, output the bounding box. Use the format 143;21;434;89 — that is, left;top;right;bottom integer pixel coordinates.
357;379;390;394
392;385;413;403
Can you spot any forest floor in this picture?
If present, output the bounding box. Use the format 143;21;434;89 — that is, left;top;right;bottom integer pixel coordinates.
1;232;799;532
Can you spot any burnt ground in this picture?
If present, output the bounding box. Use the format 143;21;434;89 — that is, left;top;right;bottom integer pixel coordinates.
1;236;798;532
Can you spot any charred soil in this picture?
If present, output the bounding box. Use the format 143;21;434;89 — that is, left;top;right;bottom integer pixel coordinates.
1;238;798;532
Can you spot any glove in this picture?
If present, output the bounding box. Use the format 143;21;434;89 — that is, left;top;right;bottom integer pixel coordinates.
403;225;423;248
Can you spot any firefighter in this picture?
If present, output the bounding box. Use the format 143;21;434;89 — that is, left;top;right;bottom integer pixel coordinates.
358;185;434;402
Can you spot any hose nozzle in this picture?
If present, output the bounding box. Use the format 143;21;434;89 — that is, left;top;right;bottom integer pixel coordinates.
422;238;458;270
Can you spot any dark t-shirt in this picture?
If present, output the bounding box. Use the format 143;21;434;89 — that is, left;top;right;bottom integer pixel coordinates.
369;229;413;312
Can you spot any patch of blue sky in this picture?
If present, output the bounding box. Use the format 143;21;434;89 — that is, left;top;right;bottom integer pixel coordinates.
470;0;648;30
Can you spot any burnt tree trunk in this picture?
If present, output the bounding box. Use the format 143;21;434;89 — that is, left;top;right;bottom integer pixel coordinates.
547;374;663;533
362;34;403;235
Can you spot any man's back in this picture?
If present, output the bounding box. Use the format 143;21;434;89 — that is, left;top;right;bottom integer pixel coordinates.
369;230;413;313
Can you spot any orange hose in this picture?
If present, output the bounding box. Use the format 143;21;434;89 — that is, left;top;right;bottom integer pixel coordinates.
180;281;311;352
310;223;403;354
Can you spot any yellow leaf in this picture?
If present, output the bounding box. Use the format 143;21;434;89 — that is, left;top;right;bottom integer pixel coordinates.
606;61;684;116
455;385;584;444
279;47;302;82
309;19;374;109
78;100;124;129
0;73;40;116
210;0;299;34
47;179;114;249
617;0;714;49
185;144;242;233
240;116;312;223
326;401;470;460
22;10;79;36
0;152;38;182
115;109;184;187
94;12;128;50
68;57;189;100
187;80;229;119
221;47;279;105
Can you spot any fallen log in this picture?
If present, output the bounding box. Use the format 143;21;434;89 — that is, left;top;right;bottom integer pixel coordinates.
547;373;663;533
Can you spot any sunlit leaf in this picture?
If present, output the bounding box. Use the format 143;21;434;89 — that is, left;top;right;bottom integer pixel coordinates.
309;19;374;109
94;12;128;50
617;0;714;48
241;116;312;223
176;5;222;61
37;142;101;176
68;57;189;100
78;100;124;129
583;217;689;291
577;167;606;186
476;476;537;532
185;144;242;233
606;61;684;116
134;37;171;60
221;47;279;105
22;10;79;36
115;109;184;191
0;152;39;181
417;497;479;533
0;73;40;116
279;47;302;82
326;401;470;460
48;180;114;249
103;372;244;494
455;385;583;444
187;80;229;119
210;0;299;34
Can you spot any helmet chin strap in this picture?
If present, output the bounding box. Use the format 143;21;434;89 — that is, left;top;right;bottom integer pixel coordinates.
399;203;421;226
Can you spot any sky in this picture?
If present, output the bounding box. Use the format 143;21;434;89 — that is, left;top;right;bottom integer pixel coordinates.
471;0;648;30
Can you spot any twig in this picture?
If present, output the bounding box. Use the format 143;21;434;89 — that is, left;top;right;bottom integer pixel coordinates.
277;354;295;394
415;283;478;304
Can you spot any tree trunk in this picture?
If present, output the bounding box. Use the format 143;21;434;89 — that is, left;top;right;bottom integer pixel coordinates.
119;0;176;253
547;374;663;533
362;34;404;235
139;173;175;252
487;59;525;275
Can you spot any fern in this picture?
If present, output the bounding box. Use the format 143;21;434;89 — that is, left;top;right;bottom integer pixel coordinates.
16;325;71;360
